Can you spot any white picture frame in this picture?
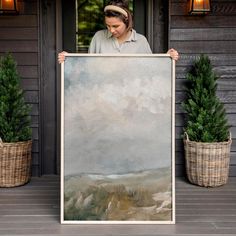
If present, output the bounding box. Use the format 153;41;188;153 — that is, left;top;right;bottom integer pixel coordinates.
60;54;175;224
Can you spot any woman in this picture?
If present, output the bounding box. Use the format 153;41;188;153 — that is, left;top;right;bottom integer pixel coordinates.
58;0;179;63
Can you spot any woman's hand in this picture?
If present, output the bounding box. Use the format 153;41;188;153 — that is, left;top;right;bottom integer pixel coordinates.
58;51;68;64
167;48;179;61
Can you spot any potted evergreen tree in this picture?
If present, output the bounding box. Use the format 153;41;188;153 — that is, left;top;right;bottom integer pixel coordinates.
182;55;232;187
0;53;32;187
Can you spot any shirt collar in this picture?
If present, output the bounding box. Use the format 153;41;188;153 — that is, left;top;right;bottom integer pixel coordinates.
107;29;137;42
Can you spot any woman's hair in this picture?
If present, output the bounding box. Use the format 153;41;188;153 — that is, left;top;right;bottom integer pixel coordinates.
104;0;133;30
107;0;129;9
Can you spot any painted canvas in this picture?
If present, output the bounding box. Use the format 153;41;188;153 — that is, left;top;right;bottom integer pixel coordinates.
61;54;175;224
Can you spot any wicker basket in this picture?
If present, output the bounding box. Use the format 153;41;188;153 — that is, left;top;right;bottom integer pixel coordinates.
0;139;32;187
184;133;232;187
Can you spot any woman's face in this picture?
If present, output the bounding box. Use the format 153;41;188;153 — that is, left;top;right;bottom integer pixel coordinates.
105;16;127;39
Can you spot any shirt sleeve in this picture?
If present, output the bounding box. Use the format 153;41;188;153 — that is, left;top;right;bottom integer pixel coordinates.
88;35;96;53
88;31;104;53
141;37;152;54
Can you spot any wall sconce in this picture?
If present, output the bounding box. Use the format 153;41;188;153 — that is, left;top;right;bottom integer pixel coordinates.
0;0;18;15
189;0;211;15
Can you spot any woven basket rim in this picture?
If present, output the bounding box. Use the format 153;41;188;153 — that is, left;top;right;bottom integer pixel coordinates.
0;139;32;145
183;132;232;145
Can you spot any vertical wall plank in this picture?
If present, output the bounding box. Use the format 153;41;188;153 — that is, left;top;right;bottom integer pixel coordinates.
40;0;57;175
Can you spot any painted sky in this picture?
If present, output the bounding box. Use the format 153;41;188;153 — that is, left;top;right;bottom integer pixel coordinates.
63;56;173;176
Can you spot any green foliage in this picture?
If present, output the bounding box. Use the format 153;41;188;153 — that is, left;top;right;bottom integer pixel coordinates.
0;53;32;142
182;55;230;142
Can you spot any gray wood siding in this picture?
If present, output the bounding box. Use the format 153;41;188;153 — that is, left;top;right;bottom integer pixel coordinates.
0;0;40;176
169;0;236;176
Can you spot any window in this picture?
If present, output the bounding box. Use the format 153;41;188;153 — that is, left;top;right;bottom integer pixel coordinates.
62;0;154;53
76;0;134;52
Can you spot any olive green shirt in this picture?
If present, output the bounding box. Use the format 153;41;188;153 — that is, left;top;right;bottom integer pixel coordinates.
88;29;152;54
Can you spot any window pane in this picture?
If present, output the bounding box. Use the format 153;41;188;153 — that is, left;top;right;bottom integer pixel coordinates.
76;0;133;53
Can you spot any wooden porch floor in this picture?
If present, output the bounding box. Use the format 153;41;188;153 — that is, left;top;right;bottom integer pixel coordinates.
0;176;236;236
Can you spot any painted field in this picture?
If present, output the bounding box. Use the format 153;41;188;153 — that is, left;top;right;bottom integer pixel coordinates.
64;167;172;221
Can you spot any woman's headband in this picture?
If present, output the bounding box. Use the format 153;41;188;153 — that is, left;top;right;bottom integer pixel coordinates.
104;5;128;18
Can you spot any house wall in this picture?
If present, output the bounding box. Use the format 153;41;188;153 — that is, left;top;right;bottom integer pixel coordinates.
169;0;236;176
0;0;41;176
1;0;235;177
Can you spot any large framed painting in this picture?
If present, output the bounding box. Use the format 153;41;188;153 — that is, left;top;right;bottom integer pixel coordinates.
61;54;175;224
